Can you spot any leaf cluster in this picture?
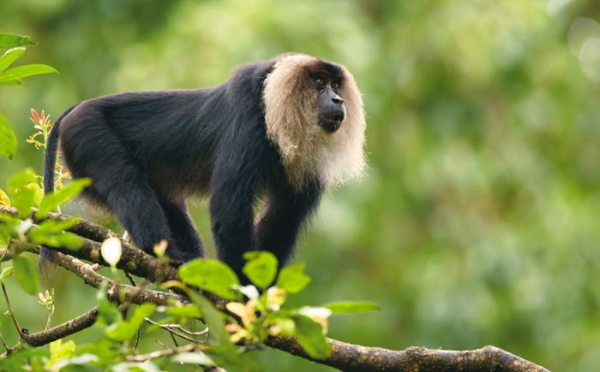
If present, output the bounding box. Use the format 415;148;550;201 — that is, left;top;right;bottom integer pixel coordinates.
0;33;58;160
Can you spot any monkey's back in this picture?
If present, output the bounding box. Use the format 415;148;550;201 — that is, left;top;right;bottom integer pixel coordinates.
57;60;280;205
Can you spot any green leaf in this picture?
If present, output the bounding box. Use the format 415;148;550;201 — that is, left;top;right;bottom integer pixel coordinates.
12;255;39;295
76;339;122;367
292;315;331;359
171;352;215;366
106;303;156;341
28;217;83;250
7;169;38;191
0;33;34;49
52;354;99;369
56;232;84;250
271;316;296;337
25;182;43;207
187;290;261;372
187;291;234;352
0;347;48;372
165;303;202;318
7;169;38;218
0;64;58;83
0;114;16;160
242;251;278;289
47;339;77;369
32;217;80;233
0;47;25;72
105;322;136;342
276;263;311;294
0;267;13;283
179;259;240;300
0;213;20;242
130;303;156;328
29;233;82;250
37;178;92;218
0;79;22;86
96;282;121;325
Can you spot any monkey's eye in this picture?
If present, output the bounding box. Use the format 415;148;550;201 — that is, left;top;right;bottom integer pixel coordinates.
315;78;325;86
332;82;340;90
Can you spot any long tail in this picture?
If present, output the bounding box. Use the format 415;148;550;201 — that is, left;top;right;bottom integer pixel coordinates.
39;104;79;268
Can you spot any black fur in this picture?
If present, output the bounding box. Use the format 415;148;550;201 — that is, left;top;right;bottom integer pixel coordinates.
42;60;325;277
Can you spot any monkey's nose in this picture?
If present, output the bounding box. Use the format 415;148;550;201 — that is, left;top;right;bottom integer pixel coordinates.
332;96;344;105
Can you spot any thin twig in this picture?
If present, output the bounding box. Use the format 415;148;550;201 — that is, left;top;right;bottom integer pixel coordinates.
124;271;137;286
146;318;209;337
125;342;209;362
1;283;23;338
0;331;12;353
169;332;179;348
134;327;141;353
144;318;204;343
157;339;173;370
155;339;170;350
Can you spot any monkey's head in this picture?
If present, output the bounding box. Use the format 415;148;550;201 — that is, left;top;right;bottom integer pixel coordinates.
263;53;366;190
310;63;347;133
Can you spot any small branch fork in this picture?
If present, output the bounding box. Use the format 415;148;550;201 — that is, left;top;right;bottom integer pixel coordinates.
144;317;209;343
0;207;549;371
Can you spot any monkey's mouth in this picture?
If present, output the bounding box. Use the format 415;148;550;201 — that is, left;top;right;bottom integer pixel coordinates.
320;112;345;133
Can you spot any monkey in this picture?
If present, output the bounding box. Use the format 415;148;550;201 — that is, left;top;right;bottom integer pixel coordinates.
42;53;366;278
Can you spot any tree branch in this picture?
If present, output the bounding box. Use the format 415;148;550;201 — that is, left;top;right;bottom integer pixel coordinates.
22;307;99;347
266;337;547;372
0;207;549;371
53;252;186;306
0;206;179;282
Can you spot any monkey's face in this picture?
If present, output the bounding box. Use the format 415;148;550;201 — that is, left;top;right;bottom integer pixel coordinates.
311;69;346;133
264;53;366;189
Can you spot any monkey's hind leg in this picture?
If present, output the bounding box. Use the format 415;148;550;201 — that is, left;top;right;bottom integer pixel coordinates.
100;177;173;257
61;113;175;259
158;198;205;261
77;157;173;258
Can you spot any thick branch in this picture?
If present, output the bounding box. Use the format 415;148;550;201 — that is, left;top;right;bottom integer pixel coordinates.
9;252;190;346
266;337;548;372
23;307;99;347
0;207;549;371
1;207;179;282
54;251;187;306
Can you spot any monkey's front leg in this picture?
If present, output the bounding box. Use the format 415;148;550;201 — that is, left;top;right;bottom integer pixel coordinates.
255;181;323;270
209;174;257;279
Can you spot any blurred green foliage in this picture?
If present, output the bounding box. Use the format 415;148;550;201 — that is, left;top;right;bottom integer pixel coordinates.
1;0;600;370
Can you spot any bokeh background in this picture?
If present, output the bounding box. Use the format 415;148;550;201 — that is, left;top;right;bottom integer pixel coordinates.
1;0;600;370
